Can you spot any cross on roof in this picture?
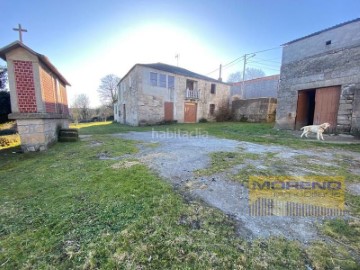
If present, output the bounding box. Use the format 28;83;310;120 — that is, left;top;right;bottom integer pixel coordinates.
13;24;27;43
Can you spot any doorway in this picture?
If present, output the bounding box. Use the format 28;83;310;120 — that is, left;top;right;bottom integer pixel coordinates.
184;102;197;123
164;102;174;121
295;89;315;130
295;86;341;132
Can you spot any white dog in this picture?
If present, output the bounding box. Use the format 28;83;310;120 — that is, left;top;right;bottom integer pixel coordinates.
300;123;331;141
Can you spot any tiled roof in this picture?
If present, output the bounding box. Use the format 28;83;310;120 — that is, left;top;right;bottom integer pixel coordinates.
283;18;360;46
0;41;71;86
120;62;226;84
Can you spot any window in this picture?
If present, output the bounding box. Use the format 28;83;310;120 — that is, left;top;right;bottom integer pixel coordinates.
211;83;216;94
168;76;175;88
159;74;166;88
209;104;215;115
150;72;157;86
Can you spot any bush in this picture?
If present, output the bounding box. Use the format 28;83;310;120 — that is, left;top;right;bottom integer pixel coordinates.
215;101;232;122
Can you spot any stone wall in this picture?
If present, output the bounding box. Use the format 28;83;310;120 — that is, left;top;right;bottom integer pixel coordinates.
12;113;69;152
351;86;360;134
232;98;277;123
277;40;360;132
117;66;139;126
282;20;360;64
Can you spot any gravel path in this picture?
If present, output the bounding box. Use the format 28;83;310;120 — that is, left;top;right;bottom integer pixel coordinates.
110;131;359;243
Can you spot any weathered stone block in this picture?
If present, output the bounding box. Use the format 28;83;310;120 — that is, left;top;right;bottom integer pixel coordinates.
339;104;353;110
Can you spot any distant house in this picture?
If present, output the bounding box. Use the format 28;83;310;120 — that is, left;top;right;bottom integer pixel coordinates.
114;63;230;126
276;18;360;133
230;75;279;100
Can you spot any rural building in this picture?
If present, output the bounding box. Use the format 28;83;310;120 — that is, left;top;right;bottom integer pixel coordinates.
230;74;279;100
114;63;230;126
230;75;279;123
0;41;70;151
276;18;360;133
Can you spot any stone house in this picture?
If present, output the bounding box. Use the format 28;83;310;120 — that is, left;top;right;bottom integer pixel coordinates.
114;63;230;125
0;41;70;151
276;18;360;133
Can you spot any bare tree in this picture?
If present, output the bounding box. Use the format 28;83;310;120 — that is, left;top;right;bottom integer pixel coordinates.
227;72;242;83
245;68;265;80
97;74;120;107
227;68;266;83
72;94;90;122
0;66;8;91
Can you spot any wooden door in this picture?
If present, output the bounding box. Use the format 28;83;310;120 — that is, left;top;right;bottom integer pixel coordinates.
164;102;174;121
295;91;309;130
184;102;197;123
313;86;341;132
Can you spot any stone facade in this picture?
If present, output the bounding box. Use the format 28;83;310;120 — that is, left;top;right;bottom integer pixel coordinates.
114;63;230;126
232;98;277;123
276;19;360;134
0;41;71;151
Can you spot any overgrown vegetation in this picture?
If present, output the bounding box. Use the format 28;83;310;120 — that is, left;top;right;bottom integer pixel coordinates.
1;121;359;268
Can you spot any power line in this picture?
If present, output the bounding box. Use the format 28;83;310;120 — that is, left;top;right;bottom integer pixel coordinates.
247;60;281;69
250;57;281;64
206;46;281;75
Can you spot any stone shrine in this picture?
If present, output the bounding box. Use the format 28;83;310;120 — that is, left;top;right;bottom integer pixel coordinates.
0;41;71;151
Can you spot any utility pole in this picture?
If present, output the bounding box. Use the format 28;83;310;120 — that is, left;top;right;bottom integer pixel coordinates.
218;64;222;81
241;53;256;98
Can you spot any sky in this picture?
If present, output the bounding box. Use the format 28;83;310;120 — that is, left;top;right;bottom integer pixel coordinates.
1;0;360;107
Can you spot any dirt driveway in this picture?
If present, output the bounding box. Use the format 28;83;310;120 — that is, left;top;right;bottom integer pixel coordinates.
111;131;360;244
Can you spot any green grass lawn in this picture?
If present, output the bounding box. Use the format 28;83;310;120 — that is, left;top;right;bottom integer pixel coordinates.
0;121;359;269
